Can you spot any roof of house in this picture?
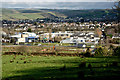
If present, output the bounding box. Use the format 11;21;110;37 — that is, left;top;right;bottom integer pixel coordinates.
10;34;21;38
27;36;38;39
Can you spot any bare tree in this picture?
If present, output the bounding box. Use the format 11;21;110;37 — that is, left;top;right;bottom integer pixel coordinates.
112;1;120;22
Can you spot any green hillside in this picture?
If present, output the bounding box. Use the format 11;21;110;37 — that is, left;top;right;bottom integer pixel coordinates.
45;9;116;19
2;8;116;20
2;8;67;20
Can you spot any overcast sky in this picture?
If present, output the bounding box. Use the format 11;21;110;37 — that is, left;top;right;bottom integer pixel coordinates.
1;0;118;9
1;0;118;2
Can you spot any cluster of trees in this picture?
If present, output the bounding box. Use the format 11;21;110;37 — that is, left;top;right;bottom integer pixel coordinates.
83;44;120;57
94;46;120;56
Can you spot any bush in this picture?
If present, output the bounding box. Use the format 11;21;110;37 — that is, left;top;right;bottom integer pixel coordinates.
113;46;120;56
102;47;108;56
109;45;114;49
10;38;16;43
79;62;86;68
84;48;91;57
27;28;32;32
88;64;92;69
94;47;104;56
84;52;91;57
94;47;109;56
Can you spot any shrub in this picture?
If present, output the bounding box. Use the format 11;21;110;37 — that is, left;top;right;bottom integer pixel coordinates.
109;45;114;49
84;48;91;57
27;28;32;32
94;47;103;56
102;47;108;56
10;38;16;43
94;47;109;56
84;52;91;57
108;49;114;56
88;63;92;69
113;46;120;56
79;62;86;68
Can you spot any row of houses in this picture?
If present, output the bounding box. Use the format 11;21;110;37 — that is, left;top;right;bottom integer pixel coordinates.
60;32;100;44
7;31;100;44
9;31;73;44
2;29;120;46
40;31;73;40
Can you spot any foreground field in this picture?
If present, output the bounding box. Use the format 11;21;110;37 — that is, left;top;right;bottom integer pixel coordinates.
2;55;120;80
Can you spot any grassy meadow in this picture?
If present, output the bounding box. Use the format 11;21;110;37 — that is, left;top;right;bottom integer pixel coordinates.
2;55;120;80
2;45;120;80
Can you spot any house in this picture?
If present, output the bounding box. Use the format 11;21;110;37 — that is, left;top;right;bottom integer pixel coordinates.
1;31;7;37
10;32;39;44
112;34;120;39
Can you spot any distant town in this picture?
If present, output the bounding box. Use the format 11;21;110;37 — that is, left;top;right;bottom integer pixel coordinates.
2;17;120;48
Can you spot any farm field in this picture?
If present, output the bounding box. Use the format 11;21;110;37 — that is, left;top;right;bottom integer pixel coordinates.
2;45;83;55
2;55;120;80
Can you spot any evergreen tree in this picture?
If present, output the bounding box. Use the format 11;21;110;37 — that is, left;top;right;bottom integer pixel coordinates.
27;28;32;32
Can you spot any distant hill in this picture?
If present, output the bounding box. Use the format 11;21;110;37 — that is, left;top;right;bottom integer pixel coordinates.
2;8;67;20
2;8;116;20
44;9;116;19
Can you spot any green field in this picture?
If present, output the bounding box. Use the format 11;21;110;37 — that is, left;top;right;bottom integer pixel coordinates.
2;55;120;80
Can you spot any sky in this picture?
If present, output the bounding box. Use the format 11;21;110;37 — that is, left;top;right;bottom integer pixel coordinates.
1;0;118;2
1;0;118;9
